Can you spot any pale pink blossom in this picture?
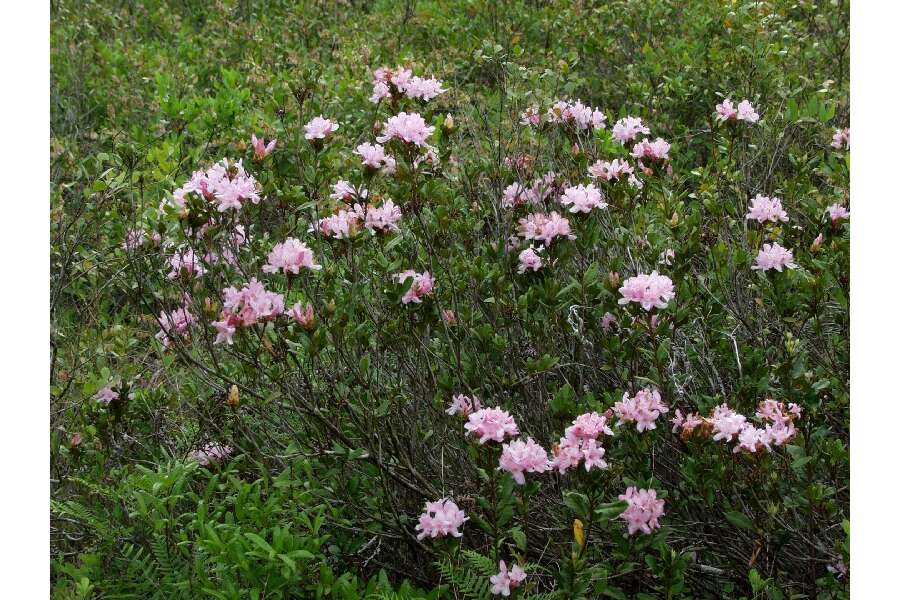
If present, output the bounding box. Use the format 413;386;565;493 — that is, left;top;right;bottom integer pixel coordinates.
394;270;435;304
517;212;576;245
746;194;789;223
580;438;609;471
520;106;541;126
446;394;482;417
124;229;146;251
330;180;368;202
304;116;339;141
618;271;676;311
671;409;705;436
619;487;665;535
559;183;607;214
711;404;747;442
358;199;403;234
404;76;446;101
565;412;614;441
251;134;276;160
550;436;584;473
212;278;284;345
588;158;635;182
501;183;528;209
752;242;797;272
95;387;119;405
262;238;321;275
490;560;526;596
168;248;207;280
715;99;738;122
314;209;361;239
612;116;650;144
369;80;391;103
517;246;543;274
737;100;760;123
355;142;397;174
601;311;617;333
499;438;550;484
826;204;849;223
632;138;671;162
614;387;669;432
734;424;772;453
415;498;468;540
377;112;435;147
189;443;233;466
166;158;261;213
155;305;194;347
441;309;457;325
831;127;850;150
464;407;519;444
289;302;315;330
547;99;606;129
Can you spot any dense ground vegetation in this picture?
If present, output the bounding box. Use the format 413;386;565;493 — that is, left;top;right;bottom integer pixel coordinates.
50;1;849;598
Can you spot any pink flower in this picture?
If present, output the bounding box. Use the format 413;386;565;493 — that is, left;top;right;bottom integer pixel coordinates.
517;246;543;274
314;209;361;239
601;311;617;333
715;99;738;122
588;158;635;182
213;278;284;345
95;387;118;405
358;199;403;234
441;309;457;325
547;99;606;129
330;180;368;202
618;271;676;311
612;116;650;144
826;203;849;223
394;270;435;304
168;248;207;280
166;159;261;213
517;212;576;245
499;438;550;484
565;412;614;441
189;443;233;466
550;436;584;473
737;100;760;123
446;394;482;417
614;387;669;432
156;305;194;347
520;106;541;126
632;138;671;162
752;242;797;272
831;127;850;149
377;112;435;147
733;424;772;454
404;76;446;101
671;409;705;436
251;134;276;160
415;498;468;540
262;238;322;275
289;302;315;330
746;194;789;223
490;560;526;597
369;80;391;103
711;404;747;442
304;116;339;140
355;142;397;174
580;438;608;471
464;407;519;444
124;229;146;251
618;487;665;535
559;184;607;214
501;183;528;208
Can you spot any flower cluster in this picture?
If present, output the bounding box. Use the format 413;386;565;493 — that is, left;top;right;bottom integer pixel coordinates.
547;99;607;130
672;400;801;453
356;199;403;234
502;172;561;208
588;158;640;188
612;116;650;144
559;183;608;214
155;304;194;347
369;66;446;103
746;194;789;223
715;98;760;123
464;407;519;444
490;561;526;596
499;438;551;484
517;212;576;245
631;137;671;163
752;242;797;272
262;238;321;275
826;203;850;223
354;142;397;174
212;278;285;345
95;387;119;405
189;443;233;466
446;393;482;417
377;112;435;147
304;116;339;141
517;246;543;274
289;302;315;330
168;247;207;280
330;180;368;202
250;134;276;160
551;412;614;474
618;271;676;311
393;270;435;304
315;208;361;239
168;158;261;213
614;387;669;432
831;127;850;149
415;498;468;540
618;487;665;535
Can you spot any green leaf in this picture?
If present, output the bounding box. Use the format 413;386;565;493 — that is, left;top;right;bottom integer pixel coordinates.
724;511;754;531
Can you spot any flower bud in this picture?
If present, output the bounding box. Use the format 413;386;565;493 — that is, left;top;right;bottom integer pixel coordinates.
444;113;454;131
810;233;824;254
609;271;620;287
226;384;240;407
670;211;680;227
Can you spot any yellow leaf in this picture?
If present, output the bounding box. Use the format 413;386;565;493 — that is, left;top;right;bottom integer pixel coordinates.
573;518;585;547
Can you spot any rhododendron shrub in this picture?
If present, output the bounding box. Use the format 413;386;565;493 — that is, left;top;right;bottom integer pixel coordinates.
52;2;849;597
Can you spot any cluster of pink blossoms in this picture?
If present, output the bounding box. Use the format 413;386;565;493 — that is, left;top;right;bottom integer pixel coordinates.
330;180;368;202
354;142;396;174
499;438;551;484
618;271;676;311
551;412;614;474
95;387;119;405
304;116;339;141
674;400;801;453
517;246;543;274
490;561;526;596
250;134;276;160
831;127;850;150
715;99;760;123
446;393;482;417
262;238;321;275
464;407;519;444
394;270;435;304
826;203;850;223
517;212;576;245
588;158;641;188
168;247;207;280
631;137;671;163
612;116;650;144
289;302;315;330
377;112;435;147
614;387;669;432
124;228;162;251
546;99;607;130
559;184;608;214
212;278;285;345
155;301;194;347
752;242;797;272
370;66;446;103
619;487;665;535
501;172;561;208
415;498;468;540
746;194;789;223
189;443;233;467
168;158;261;213
315;208;361;239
